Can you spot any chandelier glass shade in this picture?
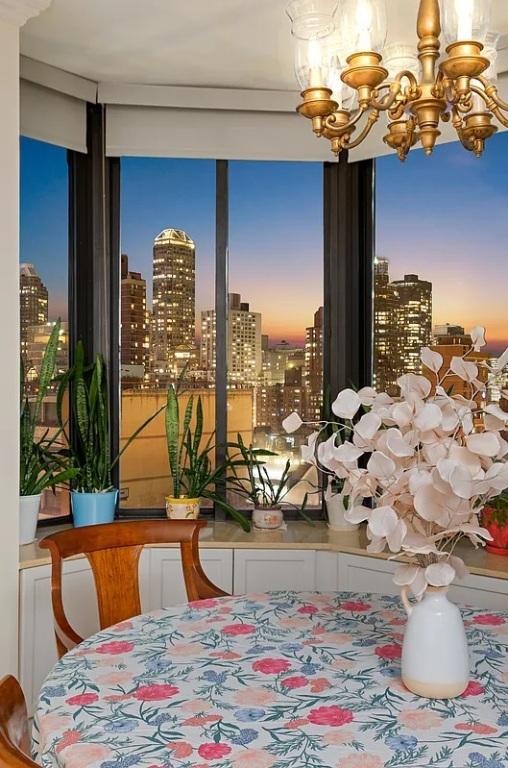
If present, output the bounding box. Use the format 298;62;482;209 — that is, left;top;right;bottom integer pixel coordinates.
286;0;506;160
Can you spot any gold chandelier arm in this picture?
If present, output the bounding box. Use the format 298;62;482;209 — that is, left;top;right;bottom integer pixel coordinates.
490;105;508;128
340;109;380;150
323;104;367;136
475;77;508;112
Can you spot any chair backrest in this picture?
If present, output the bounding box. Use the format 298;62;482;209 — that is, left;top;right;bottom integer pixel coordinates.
39;519;228;657
0;676;38;768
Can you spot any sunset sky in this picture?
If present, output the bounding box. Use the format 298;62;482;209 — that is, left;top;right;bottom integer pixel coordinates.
21;136;507;355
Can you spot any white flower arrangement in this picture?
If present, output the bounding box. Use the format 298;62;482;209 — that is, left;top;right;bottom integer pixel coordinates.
283;327;508;598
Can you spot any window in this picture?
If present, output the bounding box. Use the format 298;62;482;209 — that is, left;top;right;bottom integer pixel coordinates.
20;137;70;520
119;158;216;511
119;158;325;516
375;135;508;403
228;161;324;510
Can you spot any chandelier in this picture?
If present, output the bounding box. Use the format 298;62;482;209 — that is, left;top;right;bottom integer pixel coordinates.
286;0;506;160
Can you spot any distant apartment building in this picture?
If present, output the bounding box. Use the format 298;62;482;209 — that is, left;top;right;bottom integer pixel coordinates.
373;257;398;394
121;254;149;383
151;228;196;375
391;273;432;378
20;263;48;357
304;306;323;420
425;324;489;401
201;293;262;384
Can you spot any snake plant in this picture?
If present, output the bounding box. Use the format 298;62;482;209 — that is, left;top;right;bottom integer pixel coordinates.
20;321;77;496
165;384;250;531
58;342;163;493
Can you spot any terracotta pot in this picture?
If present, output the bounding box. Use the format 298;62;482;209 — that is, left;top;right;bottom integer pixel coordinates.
401;586;469;699
482;506;508;556
165;496;200;520
252;506;283;530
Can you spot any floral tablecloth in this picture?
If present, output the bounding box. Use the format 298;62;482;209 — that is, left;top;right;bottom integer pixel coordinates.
34;591;508;768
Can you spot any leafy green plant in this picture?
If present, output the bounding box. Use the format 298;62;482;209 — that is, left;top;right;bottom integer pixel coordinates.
20;322;77;496
165;385;250;531
484;491;508;526
58;342;163;493
225;433;312;521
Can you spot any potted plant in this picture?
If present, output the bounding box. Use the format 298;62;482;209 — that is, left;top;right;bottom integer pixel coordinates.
284;326;508;699
225;434;310;530
483;491;508;555
165;385;250;531
58;342;162;527
20;322;77;544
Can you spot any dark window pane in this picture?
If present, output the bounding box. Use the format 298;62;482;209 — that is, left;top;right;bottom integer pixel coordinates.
20;137;69;520
375;137;508;402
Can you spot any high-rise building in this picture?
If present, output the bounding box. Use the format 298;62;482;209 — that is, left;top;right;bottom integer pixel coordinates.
304;306;323;420
201;293;262;384
151;229;195;375
373;257;398;394
424;329;489;403
121;254;149;383
20;263;48;357
391;273;432;378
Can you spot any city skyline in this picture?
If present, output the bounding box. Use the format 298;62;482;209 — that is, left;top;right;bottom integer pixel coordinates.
21;136;508;352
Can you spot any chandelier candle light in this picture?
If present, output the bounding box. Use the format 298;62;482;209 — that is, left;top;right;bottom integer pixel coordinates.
283;328;508;698
286;0;506;160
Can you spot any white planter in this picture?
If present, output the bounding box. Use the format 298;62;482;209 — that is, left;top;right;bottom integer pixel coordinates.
252;506;284;530
165;497;200;520
19;494;41;545
326;495;358;531
401;586;470;699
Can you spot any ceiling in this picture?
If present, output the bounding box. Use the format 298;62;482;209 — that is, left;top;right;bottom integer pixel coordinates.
21;0;508;90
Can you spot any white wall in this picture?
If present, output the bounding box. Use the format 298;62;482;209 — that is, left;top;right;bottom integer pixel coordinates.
0;16;20;676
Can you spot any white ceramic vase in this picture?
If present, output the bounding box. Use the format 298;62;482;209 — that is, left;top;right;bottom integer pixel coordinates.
326;494;358;531
19;494;41;545
165;496;200;520
401;586;470;699
252;506;283;530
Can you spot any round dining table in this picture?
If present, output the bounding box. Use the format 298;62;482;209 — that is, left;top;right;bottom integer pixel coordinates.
34;591;508;768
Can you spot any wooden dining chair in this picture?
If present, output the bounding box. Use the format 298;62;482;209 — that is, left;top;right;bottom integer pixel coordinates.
39;519;228;658
0;676;38;768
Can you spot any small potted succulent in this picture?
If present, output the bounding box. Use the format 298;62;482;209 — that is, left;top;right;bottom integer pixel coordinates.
20;321;77;544
225;434;309;530
483;491;508;555
165;385;249;530
59;342;162;527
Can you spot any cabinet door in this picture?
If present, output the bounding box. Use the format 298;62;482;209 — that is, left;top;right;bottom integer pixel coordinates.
19;559;99;715
147;548;233;610
233;549;316;594
337;553;508;610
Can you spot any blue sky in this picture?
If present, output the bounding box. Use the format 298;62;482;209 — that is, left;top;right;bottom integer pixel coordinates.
20;135;507;351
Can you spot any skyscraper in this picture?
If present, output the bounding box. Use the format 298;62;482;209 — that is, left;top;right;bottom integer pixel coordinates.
20;263;48;357
391;273;432;378
151;229;195;375
201;293;262;383
304;306;323;420
121;254;149;383
373;257;398;394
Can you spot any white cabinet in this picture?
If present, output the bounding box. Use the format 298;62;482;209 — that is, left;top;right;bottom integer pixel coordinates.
337;553;508;609
233;549;316;594
19;558;99;715
147;547;233;609
18;543;508;716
